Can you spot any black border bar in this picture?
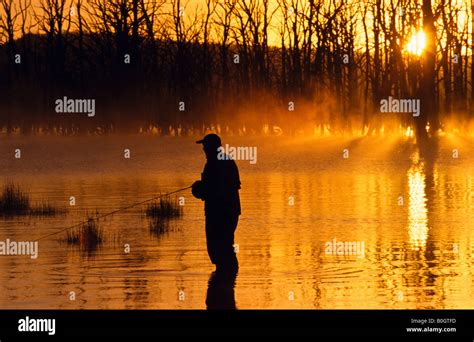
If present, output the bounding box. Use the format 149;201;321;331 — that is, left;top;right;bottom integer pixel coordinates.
0;310;472;337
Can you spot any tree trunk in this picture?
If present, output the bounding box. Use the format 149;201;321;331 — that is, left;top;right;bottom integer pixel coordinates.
418;0;438;141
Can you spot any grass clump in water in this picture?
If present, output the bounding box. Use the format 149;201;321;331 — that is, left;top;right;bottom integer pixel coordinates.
30;202;61;216
0;183;64;216
0;184;30;215
146;196;183;219
146;196;182;236
149;217;171;235
66;217;104;251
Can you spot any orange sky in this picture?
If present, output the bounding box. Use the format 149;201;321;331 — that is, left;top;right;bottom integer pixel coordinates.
1;0;473;53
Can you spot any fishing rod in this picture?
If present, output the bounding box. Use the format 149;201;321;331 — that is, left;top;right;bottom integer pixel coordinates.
35;185;193;241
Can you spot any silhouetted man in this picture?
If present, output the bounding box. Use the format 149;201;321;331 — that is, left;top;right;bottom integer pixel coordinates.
192;134;241;272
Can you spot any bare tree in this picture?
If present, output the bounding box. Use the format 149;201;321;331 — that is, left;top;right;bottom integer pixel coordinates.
419;0;438;142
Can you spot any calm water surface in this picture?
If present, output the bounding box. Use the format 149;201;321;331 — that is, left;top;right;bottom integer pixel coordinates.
1;134;474;309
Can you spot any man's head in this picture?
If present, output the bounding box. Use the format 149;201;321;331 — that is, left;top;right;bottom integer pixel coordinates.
196;133;222;160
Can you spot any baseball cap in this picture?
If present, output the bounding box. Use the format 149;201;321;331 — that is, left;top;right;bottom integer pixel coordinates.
196;133;222;147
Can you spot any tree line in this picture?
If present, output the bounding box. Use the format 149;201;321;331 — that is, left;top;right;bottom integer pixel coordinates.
0;0;472;136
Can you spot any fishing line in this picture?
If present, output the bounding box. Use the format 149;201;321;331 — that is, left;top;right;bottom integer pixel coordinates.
35;185;192;241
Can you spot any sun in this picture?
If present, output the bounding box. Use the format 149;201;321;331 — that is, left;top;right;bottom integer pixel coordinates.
405;31;426;56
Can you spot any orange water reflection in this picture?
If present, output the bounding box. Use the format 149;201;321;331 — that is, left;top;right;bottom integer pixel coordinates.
1;136;474;309
407;152;428;250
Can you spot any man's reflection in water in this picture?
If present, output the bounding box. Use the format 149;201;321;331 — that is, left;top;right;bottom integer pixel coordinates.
206;269;238;310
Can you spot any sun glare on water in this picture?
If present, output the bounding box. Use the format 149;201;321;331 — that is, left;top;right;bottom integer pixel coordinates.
405;31;426;56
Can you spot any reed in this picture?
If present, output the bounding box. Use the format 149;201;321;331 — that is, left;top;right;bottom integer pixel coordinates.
149;217;171;235
0;184;63;217
30;202;61;216
66;217;104;251
0;184;30;216
146;196;183;219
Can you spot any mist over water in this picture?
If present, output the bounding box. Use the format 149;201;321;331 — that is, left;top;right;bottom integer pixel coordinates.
1;134;474;309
